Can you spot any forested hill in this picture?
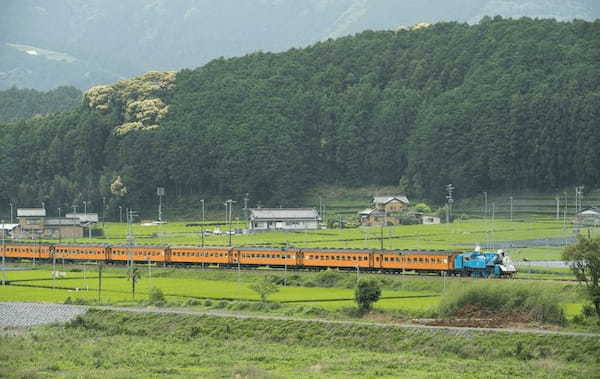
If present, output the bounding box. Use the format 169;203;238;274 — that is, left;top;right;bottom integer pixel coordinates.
0;18;599;216
0;86;82;122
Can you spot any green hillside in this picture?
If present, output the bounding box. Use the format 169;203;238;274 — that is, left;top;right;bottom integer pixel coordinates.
0;18;599;218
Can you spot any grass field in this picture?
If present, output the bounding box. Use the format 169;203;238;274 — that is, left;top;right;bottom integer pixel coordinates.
1;310;599;378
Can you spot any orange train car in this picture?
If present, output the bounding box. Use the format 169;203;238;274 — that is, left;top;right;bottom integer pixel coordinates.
53;244;109;261
236;247;301;267
170;246;229;265
378;250;460;272
301;249;371;269
2;242;52;261
110;245;167;263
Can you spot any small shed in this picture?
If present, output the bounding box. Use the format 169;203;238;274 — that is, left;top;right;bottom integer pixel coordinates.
249;208;321;231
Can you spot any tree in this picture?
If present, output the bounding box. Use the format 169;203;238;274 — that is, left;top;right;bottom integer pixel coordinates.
128;267;141;299
249;276;279;302
563;236;600;317
354;279;381;312
413;203;432;213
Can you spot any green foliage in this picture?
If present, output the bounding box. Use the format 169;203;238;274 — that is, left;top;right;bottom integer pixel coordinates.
355;279;381;311
438;281;565;324
413;203;432;213
249;276;280;302
0;86;81;123
563;236;600;317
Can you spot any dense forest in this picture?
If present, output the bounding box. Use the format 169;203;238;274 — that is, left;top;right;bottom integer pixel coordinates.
0;18;599;218
0;86;81;122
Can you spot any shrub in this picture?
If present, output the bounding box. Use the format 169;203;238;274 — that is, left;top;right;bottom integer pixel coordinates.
355;279;381;311
148;287;166;305
314;269;344;287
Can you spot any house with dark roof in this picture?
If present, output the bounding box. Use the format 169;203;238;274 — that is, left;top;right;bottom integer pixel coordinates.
249;208;321;231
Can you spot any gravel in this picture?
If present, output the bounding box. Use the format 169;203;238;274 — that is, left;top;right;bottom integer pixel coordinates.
0;302;88;328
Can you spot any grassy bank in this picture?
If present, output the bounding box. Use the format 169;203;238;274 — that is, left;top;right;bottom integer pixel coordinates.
0;310;599;378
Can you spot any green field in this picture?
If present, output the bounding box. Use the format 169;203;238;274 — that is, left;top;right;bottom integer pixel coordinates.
1;310;599;378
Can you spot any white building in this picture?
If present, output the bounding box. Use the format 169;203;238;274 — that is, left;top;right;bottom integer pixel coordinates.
249;208;321;231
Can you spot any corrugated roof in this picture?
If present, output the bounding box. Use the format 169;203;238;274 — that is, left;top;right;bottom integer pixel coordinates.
16;208;46;217
65;213;99;223
250;208;320;220
373;196;409;205
0;223;18;230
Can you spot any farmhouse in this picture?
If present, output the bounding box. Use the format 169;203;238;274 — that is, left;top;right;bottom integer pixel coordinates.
359;196;410;226
13;208;91;239
249;208;321;231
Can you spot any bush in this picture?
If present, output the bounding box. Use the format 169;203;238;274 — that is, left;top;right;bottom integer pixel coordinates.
438;282;565;324
355;279;381;311
148;287;166;305
314;269;344;287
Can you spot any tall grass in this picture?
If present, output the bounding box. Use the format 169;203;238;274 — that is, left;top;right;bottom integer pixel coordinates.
438;281;565;324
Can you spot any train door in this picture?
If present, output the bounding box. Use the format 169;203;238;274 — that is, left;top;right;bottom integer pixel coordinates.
371;253;383;269
228;248;236;265
295;250;303;267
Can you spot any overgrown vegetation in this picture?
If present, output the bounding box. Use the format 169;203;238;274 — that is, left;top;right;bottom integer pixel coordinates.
438;281;566;324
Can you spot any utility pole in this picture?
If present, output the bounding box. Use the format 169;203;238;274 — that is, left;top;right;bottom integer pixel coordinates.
509;196;513;221
157;187;165;222
83;201;87;216
483;191;488;219
446;184;455;223
556;195;560;220
380;209;386;250
1;219;5;286
119;205;123;223
57;207;61;218
226;199;236;247
200;199;205;247
575;186;584;213
102;196;106;228
243;193;249;221
9;202;13;224
127;209;137;269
